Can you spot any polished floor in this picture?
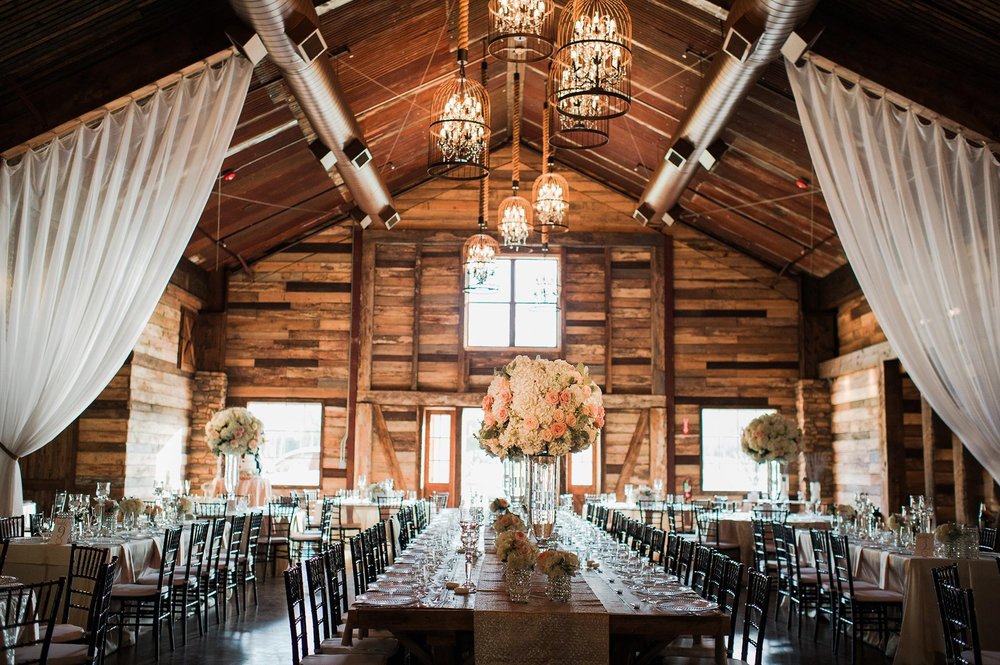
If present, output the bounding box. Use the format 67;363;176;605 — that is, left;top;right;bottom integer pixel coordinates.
106;570;894;665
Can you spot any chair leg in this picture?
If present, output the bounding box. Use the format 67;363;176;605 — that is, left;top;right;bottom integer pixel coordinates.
152;601;160;662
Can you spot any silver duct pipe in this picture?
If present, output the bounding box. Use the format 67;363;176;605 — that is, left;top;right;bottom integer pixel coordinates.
635;0;818;226
229;0;398;228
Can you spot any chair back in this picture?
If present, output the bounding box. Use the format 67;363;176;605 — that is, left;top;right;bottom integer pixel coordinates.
829;533;855;598
781;525;805;582
28;513;44;536
751;504;789;523
932;563;961;662
663;532;680;575
980;527;997;553
667;504;695;534
676;539;695;585
750;519;772;573
283;564;310;665
638;500;664;528
720;557;745;657
244;510;264;566
647;527;666;563
151;526;182;589
809;528;835;590
224;514;247;570
303;554;330;651
195;501;227;518
63;544;108;625
205;516;227;584
937;583;983;665
83;558;119;665
376;496;402;522
182;521;210;585
348;534;367;596
0;537;8;574
741;569;772;665
705;551;728;603
691;545;713;597
1;578;65;665
697;509;722;548
0;515;25;538
322;542;349;621
430;491;449;511
268;502;296;539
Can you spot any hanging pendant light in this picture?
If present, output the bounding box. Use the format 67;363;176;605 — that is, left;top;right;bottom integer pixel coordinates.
428;0;491;180
498;70;533;248
488;0;555;62
533;102;569;233
549;110;610;150
464;62;500;292
550;0;632;121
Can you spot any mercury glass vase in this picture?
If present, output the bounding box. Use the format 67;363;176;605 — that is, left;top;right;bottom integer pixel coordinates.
528;453;559;546
224;454;240;498
504;566;533;603
545;574;572;602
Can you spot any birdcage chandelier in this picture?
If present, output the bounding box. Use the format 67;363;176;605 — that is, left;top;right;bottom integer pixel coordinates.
533;102;569;232
498;71;533;247
488;0;555;62
549;0;632;120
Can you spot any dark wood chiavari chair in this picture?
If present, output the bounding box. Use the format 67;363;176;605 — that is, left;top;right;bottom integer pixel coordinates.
663;532;681;576
979;526;997;553
778;524;818;637
0;537;8;575
3;578;65;665
739;569;773;665
0;514;25;538
698;509;741;557
240;510;264;608
260;501;295;579
751;504;790;524
809;528;838;642
751;518;779;579
348;534;368;598
330;497;363;542
218;513;247;620
40;558;118;665
937;583;999;665
690;545;714;598
194;501;227;518
638;499;665;529
932;564;962;664
647;527;666;563
201;516;226;627
165;520;209;644
375;496;402;523
676;539;696;586
52;544;110;644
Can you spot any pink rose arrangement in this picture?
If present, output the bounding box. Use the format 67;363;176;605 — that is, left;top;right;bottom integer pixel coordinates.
537;548;580;579
495;530;538;569
478;356;604;459
205;407;265;460
493;512;526;533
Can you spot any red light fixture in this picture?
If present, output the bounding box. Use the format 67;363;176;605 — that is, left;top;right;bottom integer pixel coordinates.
795;176;810;190
221;169;237;182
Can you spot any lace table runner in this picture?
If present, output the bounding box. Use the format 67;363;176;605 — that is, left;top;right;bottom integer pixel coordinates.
473;540;609;665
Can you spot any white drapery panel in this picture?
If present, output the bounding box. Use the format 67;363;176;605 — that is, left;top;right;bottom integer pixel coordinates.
786;59;1000;482
0;54;253;515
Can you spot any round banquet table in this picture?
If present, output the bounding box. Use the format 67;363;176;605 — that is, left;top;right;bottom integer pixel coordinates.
798;532;1000;665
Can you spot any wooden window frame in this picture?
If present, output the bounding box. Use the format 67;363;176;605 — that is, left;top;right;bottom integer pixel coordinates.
244;399;324;489
463;252;564;352
565;434;601;495
422;408;458;505
699;406;776;494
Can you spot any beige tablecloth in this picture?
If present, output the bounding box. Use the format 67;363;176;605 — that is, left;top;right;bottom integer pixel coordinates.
797;533;1000;665
716;513;832;565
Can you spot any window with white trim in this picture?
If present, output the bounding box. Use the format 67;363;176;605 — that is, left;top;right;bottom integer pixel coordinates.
700;407;775;493
247;401;322;487
465;256;559;348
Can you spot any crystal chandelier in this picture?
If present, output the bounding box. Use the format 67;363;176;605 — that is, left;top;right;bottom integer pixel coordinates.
488;0;555;62
550;0;632;120
428;0;490;180
533;102;569;232
464;166;500;290
499;71;533;247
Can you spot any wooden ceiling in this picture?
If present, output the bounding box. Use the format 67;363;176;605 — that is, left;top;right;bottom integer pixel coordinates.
2;0;998;279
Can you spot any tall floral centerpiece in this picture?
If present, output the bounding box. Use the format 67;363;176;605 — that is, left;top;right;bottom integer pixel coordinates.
205;407;264;498
477;356;604;544
740;413;801;500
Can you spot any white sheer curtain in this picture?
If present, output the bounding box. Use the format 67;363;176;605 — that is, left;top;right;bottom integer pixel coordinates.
0;54;253;515
786;59;1000;482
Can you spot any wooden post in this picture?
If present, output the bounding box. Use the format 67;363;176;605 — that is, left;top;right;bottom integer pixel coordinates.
879;359;906;514
664;239;676;492
411;244;422;391
345;228;364;489
953;435;984;525
604;247;613;394
456;250;467;393
920;398;950;503
614;410;650;495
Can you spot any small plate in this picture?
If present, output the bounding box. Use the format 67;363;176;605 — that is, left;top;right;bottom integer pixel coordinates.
359;592;420;607
643;586;688;598
369;580;414;591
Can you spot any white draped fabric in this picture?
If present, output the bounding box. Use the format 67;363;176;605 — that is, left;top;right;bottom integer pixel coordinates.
0;54;253;516
786;59;1000;482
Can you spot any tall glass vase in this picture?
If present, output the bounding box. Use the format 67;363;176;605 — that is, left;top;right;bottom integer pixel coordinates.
504;456;527;516
768;461;787;500
528;454;559;546
224;454;240;498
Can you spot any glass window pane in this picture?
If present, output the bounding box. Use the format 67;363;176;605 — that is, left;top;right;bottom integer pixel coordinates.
700;408;775;492
467;303;511;346
513;303;557;347
427;413;452;485
468;259;511;303
514;258;558;303
569;446;594;487
247;401;322;487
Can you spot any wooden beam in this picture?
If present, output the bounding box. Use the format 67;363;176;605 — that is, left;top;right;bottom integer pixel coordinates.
920;398;950;503
411;245;422;391
953;434;985;525
879;360;906;515
615;410;650;495
358;390;668;409
372;404;406;489
345;227;364;488
604;247;614;394
363;229;664;248
818;341;896;379
663;239;676;493
455;250;467;393
649;407;667;488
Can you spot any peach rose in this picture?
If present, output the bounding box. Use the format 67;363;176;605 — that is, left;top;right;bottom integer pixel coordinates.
524;416;539;430
595;416;605;428
544;390;560;405
553;410;565;422
499;388;513;403
559;390;572;405
497;407;509;422
565;413;577;426
484;413;496;427
482;395;493;410
541;428;554;442
551;421;568;437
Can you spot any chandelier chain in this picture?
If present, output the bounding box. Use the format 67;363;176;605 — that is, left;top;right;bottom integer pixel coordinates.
512;69;521;186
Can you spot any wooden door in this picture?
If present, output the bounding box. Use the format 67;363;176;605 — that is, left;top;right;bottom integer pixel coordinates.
423;409;457;507
20;421;79;513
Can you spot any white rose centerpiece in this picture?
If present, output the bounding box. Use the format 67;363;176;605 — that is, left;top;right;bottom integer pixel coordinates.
205;407;264;458
740;413;801;464
477;356;605;459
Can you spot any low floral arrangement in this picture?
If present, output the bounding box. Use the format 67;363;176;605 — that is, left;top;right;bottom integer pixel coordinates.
120;497;145;516
176;496;195;516
144;504;163;518
489;497;509;514
634;486;656;502
477;356;605;459
496;530;538;569
205;407;264;461
537;548;580;579
493;513;526;533
369;479;399;500
935;522;962;545
740;413;802;464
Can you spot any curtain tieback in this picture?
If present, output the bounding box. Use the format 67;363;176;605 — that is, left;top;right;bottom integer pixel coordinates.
0;441;18;462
